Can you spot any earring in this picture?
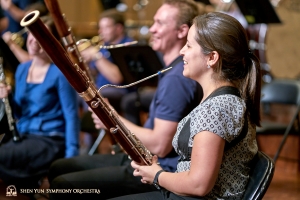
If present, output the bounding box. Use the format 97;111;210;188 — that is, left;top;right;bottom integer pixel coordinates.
207;65;211;68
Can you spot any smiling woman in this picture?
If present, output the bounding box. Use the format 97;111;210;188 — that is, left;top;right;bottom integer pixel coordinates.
108;11;262;200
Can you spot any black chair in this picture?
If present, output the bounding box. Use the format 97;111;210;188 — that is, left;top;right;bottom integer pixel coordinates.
256;79;300;162
243;151;275;200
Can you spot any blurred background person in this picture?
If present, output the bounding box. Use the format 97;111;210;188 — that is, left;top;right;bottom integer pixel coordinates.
79;8;134;112
0;0;45;37
1;1;49;63
0;16;80;191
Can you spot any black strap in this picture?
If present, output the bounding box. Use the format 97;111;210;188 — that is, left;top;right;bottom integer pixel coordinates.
178;86;248;161
178;118;192;161
202;86;241;104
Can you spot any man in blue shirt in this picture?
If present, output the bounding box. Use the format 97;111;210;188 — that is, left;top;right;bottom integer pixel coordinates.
80;9;134;112
78;9;135;154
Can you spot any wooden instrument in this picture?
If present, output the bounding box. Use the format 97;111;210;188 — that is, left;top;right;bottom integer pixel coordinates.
0;58;21;142
44;0;94;81
20;10;153;165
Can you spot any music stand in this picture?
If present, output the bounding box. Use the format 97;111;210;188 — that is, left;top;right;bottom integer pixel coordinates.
235;0;281;24
108;45;165;88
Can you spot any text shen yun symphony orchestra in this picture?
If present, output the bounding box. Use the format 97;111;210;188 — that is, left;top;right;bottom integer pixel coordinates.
19;188;101;194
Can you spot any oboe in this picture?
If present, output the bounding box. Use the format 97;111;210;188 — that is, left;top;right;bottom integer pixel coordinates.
20;10;171;165
0;58;21;142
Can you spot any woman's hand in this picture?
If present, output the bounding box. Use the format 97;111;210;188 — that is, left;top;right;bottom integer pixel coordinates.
131;155;163;184
0;83;11;98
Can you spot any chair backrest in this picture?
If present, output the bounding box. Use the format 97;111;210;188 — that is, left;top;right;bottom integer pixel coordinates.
261;79;300;105
243;151;275;200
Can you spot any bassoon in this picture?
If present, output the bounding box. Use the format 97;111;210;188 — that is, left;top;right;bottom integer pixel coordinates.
43;0;94;82
0;58;21;142
20;10;169;165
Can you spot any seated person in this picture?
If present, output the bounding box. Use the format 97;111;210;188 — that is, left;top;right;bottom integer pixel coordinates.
0;16;80;189
78;9;135;153
79;8;134;112
111;12;262;200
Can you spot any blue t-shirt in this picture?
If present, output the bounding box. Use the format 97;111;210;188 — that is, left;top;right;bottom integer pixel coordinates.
14;61;80;158
144;56;203;172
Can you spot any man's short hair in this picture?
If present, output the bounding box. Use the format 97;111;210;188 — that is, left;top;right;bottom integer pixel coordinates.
99;9;125;26
164;0;199;28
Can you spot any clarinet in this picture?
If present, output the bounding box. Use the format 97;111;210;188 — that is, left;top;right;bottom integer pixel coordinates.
21;10;171;165
0;58;21;142
44;0;94;82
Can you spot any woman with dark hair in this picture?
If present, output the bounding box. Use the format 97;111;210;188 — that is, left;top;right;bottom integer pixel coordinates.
112;12;261;200
0;16;79;189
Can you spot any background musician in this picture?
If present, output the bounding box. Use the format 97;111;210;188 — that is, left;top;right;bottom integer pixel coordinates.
0;16;80;191
48;0;202;199
1;2;49;63
79;8;134;113
78;8;135;154
0;0;45;51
